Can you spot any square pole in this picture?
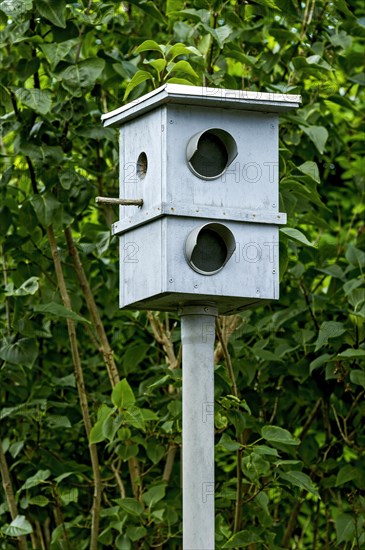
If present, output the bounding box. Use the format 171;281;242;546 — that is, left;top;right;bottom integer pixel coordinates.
179;304;218;550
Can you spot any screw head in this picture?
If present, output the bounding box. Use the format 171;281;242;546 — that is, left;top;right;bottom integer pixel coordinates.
194;283;198;288
272;269;276;274
169;278;174;283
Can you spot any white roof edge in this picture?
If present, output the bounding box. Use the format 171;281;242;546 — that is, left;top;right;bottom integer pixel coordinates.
101;84;301;127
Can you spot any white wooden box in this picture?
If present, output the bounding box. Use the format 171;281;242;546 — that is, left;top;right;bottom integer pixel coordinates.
119;216;279;315
101;84;301;313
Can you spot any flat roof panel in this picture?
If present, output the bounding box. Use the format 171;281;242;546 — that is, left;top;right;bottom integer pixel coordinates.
101;84;301;127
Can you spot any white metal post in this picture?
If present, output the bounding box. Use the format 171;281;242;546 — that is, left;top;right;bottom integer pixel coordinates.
179;304;217;550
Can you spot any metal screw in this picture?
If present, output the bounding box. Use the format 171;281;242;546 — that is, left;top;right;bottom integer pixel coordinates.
256;289;260;294
204;307;209;312
194;283;198;288
169;120;174;124
272;203;276;208
169;278;174;283
272;269;276;274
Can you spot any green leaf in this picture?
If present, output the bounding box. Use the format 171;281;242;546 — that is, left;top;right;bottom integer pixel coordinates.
310;353;333;373
166;77;195;86
329;30;352;50
123;70;153;100
335;513;356;544
280;227;315;247
58;58;105;96
280;471;319;497
58;487;78;505
112;379;136;409
28;495;50;507
252;445;279;457
336;465;363;486
30;193;62;227
5;276;39;296
126;525;147;542
89;421;106;444
14;88;52;115
40;39;78;70
251;0;281;10
218;433;241;452
2;515;33;537
315;321;347;351
0;0;32;17
33;303;90;324
302;125;329;154
126;0;167;23
350;370;365;388
242;453;271;482
346;245;365;268
89;405;113;444
142;484;166;507
135;40;163;55
36;0;66;28
115;534;132;550
167;60;198;79
145;58;166;78
167;43;201;61
19;469;51;492
338;348;365;359
47;415;72;429
214;24;233;49
0;338;38;367
146;442;165;464
261;425;300;446
166;0;184;14
298;161;320;183
117;497;143;516
223;530;264;548
124;406;146;431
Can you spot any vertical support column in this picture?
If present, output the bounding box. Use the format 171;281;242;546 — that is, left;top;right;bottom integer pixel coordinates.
179;304;218;550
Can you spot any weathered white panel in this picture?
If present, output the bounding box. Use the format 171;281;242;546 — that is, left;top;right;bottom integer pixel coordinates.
166;104;278;213
115;104;282;234
119;217;279;314
119;222;163;309
119;107;164;222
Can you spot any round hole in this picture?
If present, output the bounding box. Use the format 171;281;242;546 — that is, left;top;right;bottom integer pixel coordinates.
136;152;148;179
191;228;227;273
186;128;238;180
185;222;236;275
190;132;228;178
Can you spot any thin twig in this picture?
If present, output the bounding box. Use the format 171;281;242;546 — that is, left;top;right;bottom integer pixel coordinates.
215;318;238;397
47;226;102;550
300;398;322;441
64;227;120;388
162;444;178;484
147;311;178;369
282;493;305;547
331;404;353;447
299;281;320;331
1;245;11;335
111;461;126;498
0;441;28;550
75;0;94;62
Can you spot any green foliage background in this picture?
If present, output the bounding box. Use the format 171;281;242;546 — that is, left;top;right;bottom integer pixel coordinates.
0;0;364;548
